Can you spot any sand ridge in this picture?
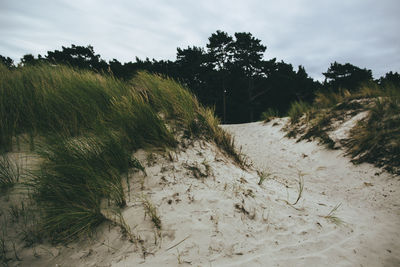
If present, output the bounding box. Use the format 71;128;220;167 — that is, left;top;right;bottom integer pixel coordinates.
1;119;399;266
222;119;400;266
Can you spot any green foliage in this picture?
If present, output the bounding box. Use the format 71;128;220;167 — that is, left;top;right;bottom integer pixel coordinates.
206;30;233;71
346;90;400;174
314;89;348;108
287;101;311;123
30;132;143;241
0;63;242;242
131;71;200;136
323;61;373;92
0;63;125;151
260;108;280;122
131;72;243;165
109;92;176;150
0;55;14;69
288;83;400;174
314;83;394;109
198;107;244;166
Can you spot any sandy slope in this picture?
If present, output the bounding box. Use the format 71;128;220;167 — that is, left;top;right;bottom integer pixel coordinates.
222;119;400;266
2;119;399;266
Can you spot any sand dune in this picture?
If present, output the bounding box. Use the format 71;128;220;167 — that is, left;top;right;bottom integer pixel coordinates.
222;119;400;266
2;118;399;266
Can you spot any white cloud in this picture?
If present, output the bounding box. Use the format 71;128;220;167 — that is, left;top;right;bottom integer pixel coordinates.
0;0;399;79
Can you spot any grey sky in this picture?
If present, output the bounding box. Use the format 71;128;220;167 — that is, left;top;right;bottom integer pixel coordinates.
1;0;399;80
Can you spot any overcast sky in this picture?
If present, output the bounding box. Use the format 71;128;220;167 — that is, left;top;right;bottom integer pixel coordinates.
1;0;399;80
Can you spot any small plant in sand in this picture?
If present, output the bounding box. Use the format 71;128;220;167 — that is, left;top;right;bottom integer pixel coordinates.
257;170;271;186
321;203;344;225
290;174;304;206
142;197;162;230
176;248;184;264
279;172;305;210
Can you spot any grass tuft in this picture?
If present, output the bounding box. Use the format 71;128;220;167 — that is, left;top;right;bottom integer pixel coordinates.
0;64;244;242
287;101;312;124
285;84;400;173
260;108;280;123
321;203;344;225
142;197;162;230
29;132;144;241
345;94;400;173
0;154;22;190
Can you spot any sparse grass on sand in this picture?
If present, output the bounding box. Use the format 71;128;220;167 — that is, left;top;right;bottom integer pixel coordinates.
285;84;400;174
0;63;243;242
287;101;312;124
345;89;400;173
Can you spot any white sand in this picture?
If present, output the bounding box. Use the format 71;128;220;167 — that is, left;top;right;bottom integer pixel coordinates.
2;118;400;266
222;119;400;266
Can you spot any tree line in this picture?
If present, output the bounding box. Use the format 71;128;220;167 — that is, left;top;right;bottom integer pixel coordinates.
1;30;399;123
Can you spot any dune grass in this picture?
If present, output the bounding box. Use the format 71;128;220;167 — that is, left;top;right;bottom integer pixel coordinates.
345;90;400;173
0;154;22;190
0;63;124;151
0;63;242;241
132;72;243;165
321;203;344;226
30;132;144;241
286;83;400;173
287;100;312;123
260;108;280;123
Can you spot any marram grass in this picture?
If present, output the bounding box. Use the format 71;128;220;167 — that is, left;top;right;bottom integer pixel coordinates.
286;83;400;173
30;132;141;241
0;154;21;189
0;63;241;241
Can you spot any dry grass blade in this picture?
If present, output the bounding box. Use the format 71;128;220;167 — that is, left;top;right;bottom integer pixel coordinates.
142;197;162;230
321;203;344;225
291;174;304;206
165;235;191;251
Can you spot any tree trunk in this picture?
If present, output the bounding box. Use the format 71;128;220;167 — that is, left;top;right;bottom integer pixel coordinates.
248;77;254;121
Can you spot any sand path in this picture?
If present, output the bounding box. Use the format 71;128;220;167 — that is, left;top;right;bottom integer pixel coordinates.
222;120;400;267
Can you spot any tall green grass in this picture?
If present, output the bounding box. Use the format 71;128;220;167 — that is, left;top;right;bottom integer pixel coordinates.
132;72;242;164
287;100;312;123
1;63;242;241
109;92;176;149
0;154;21;190
30;132;144;241
0;64;124;151
132;72;205;137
